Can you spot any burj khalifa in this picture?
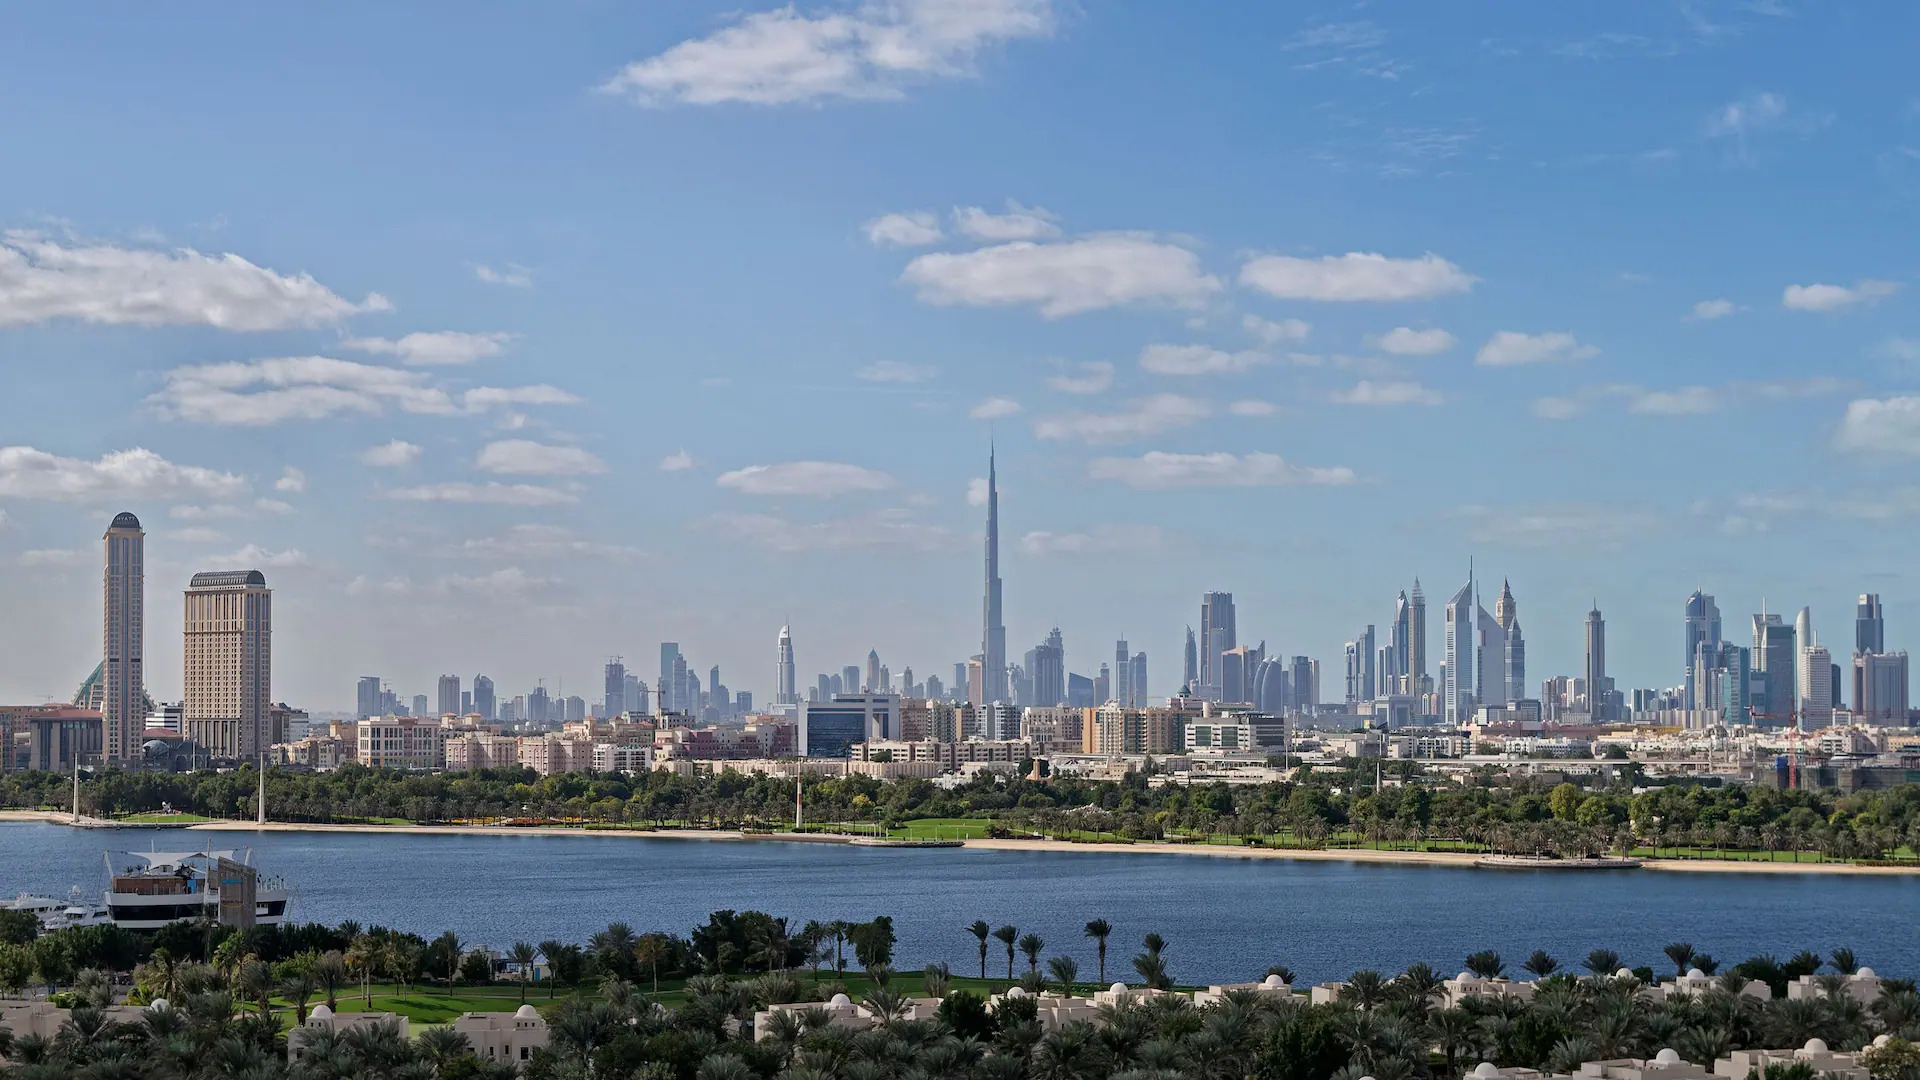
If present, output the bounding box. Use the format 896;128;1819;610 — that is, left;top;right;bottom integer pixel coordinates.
981;448;1008;704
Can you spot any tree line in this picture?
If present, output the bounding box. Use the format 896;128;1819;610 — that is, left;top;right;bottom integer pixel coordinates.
7;902;1920;1080
5;763;1920;860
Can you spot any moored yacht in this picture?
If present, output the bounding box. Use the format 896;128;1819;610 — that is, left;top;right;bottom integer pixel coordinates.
103;849;290;929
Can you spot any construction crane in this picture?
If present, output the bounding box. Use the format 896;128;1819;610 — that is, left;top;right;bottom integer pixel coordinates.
1748;705;1805;789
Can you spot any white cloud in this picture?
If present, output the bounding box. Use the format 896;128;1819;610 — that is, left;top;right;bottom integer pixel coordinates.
1835;396;1920;455
1138;343;1268;376
659;449;697;472
969;396;1022;420
439;567;556;596
476;440;608;477
1332;380;1445;406
856;359;937;383
1045;361;1114;395
359;440;423;468
863;212;943;247
0;232;387;330
342;331;514;366
1239;251;1474;302
1228;399;1278;417
1086;451;1356;491
966;477;990;506
168;499;293;521
1033;394;1209;444
0;446;247;501
1021;524;1163;556
901;235;1221;317
601;0;1054;106
1242;314;1311;345
1452;503;1656;551
1688;299;1738;320
472;263;533;288
167;527;226;544
1474;331;1599;367
717;461;896;497
448;524;643;563
149;356;578;426
952;201;1060;241
1782;280;1898;312
1537;378;1847;420
20;548;90;568
1874;337;1920;371
699;510;952;553
208;544;308;569
273;467;307;493
383;482;579;506
1370;326;1455;355
1705;90;1787;139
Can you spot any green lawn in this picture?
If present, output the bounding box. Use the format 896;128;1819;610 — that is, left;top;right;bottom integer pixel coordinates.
117;812;216;824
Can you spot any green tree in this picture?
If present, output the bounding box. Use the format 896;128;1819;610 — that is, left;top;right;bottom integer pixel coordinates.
992;925;1018;980
1017;932;1044;975
1084;919;1113;984
967;920;992;980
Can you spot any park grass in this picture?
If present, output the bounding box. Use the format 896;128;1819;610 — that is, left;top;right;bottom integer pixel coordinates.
117;812;216;824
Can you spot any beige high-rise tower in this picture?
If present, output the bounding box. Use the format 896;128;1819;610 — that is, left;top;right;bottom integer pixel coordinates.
183;570;272;760
102;512;146;764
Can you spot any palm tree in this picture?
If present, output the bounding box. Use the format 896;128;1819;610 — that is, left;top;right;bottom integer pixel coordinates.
432;931;463;993
922;962;951;1000
237;960;273;1017
1018;933;1045;975
1047;955;1080;997
1465;951;1505;979
1665;942;1697;975
1346;969;1388;1011
345;936;377;1006
1584;949;1624;977
507;942;538;1004
416;1027;472;1070
280;969;318;1024
1831;948;1860;975
314;950;347;1011
1524;950;1560;978
967;921;991;980
634;933;671;995
591;922;639;979
538;940;569;999
993;925;1018;980
1082;914;1113;983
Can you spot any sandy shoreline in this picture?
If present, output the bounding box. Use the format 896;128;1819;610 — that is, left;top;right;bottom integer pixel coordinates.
5;811;1914;876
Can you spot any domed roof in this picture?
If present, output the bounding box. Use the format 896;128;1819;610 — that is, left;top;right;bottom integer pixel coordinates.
1804;1039;1828;1054
1262;974;1286;988
515;1004;539;1019
1006;986;1026;998
147;998;170;1012
1655;1049;1682;1065
1473;1063;1501;1078
1458;972;1478;983
1857;967;1876;978
190;569;266;587
110;511;142;530
1686;968;1705;979
1615;968;1634;979
310;1004;333;1019
828;993;852;1008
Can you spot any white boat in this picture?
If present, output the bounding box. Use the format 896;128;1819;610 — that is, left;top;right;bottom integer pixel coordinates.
103;849;291;930
3;888;111;933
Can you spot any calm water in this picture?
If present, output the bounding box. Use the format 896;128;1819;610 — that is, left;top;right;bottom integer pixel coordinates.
4;822;1917;985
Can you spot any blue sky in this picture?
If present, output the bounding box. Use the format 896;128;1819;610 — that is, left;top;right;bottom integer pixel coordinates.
3;1;1919;712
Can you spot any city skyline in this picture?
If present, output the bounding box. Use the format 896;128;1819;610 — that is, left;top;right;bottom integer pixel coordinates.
4;5;1920;709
